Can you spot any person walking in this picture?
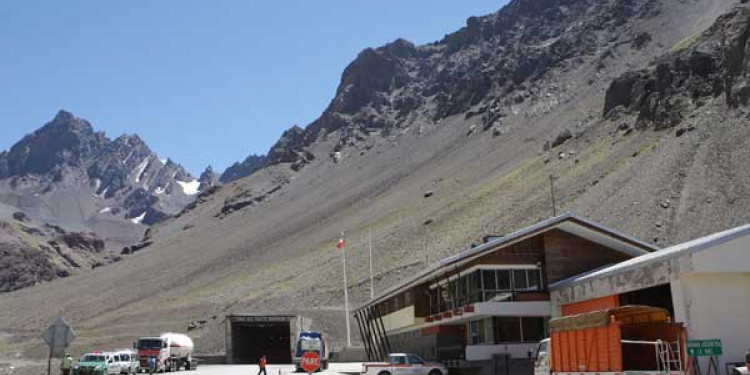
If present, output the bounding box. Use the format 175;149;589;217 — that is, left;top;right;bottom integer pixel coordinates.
60;353;74;375
258;355;268;375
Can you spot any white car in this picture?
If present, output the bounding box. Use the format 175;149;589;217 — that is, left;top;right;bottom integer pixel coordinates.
362;353;448;375
113;350;139;375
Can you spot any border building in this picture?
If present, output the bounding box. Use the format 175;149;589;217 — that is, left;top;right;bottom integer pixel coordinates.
549;224;750;372
354;213;656;368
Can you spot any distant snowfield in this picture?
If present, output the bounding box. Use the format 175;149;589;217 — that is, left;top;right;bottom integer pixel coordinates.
131;212;146;224
177;179;200;195
99;207;111;214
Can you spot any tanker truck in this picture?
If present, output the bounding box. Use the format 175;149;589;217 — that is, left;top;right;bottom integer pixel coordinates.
135;333;195;372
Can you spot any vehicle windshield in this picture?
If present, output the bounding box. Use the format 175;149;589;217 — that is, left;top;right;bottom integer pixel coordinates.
137;339;163;349
295;337;322;357
81;355;105;362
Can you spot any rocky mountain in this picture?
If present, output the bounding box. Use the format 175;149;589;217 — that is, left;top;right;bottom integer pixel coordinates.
2;0;749;370
0;110;208;249
0;212;108;292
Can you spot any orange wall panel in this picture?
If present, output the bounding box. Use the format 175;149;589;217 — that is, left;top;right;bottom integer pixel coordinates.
561;295;620;316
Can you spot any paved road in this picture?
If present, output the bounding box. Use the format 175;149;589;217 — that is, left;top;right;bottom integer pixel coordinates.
194;363;362;375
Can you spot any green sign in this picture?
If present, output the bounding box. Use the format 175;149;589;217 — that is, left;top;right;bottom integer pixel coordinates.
687;339;723;357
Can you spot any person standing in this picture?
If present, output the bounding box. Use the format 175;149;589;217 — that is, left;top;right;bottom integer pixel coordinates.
148;356;157;375
60;353;74;375
258;355;268;375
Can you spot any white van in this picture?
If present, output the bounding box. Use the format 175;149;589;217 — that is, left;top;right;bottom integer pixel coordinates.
113;350;139;375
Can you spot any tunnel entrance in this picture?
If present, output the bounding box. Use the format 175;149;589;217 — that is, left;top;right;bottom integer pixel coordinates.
225;315;299;364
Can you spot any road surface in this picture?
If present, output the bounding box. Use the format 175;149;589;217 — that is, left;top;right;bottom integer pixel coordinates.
193;363;362;375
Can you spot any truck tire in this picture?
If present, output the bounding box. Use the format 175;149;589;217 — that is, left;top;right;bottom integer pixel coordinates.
378;371;391;375
429;370;441;375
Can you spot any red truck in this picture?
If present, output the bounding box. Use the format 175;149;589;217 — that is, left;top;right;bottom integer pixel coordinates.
535;306;686;375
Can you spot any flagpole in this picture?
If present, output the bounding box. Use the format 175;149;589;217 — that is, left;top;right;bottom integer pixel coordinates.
369;229;374;300
341;232;352;347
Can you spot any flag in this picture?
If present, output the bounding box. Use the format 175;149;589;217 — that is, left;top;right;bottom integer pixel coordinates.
336;237;346;250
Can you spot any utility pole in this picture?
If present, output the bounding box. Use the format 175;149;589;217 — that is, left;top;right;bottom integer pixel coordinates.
549;174;557;217
340;232;352;347
369;229;374;300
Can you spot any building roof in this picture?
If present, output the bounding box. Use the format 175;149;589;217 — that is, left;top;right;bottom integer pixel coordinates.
549;224;750;290
356;212;657;311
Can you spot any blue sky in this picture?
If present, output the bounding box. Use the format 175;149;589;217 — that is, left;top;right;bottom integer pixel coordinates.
1;1;506;174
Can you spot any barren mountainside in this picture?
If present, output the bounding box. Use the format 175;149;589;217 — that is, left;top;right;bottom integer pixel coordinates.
2;0;750;370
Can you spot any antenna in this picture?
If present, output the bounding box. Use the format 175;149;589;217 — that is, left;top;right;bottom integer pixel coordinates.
549;174;557;217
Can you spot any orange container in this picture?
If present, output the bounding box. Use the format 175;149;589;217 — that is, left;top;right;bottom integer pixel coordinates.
549;306;683;373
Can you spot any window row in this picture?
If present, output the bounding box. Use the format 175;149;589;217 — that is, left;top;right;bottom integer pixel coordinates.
428;268;542;314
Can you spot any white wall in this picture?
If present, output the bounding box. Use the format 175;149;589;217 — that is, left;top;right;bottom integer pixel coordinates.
381;305;422;332
674;273;750;370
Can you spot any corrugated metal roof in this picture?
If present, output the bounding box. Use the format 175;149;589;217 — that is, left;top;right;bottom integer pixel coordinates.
356;212;657;311
549;224;750;290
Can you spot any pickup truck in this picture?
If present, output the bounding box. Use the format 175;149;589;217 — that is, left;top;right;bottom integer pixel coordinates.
362;353;448;375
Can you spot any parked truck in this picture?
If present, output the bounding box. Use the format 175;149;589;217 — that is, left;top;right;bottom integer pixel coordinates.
135;333;195;372
535;306;686;375
362;353;448;375
294;331;329;372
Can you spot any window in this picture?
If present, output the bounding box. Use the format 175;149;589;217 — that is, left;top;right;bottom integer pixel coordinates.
496;270;512;290
469;319;486;345
406;355;424;364
513;270;528;290
522;317;547;342
493;317;548;343
390;356;406;364
527;269;541;290
121;354;129;361
482;270;497;290
494;317;522;343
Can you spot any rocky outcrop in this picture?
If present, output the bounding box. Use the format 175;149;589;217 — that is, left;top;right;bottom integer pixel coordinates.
198;166;220;190
0;218;107;292
230;0;662;173
220;155;267;183
604;7;750;128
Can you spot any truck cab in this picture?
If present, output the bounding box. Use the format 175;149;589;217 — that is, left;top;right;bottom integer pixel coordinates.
294;331;329;371
534;339;550;375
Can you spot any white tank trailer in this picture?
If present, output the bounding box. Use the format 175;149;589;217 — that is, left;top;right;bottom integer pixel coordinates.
135;332;195;372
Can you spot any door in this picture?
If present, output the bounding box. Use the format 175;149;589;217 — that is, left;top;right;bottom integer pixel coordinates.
390;355;410;375
406;355;427;375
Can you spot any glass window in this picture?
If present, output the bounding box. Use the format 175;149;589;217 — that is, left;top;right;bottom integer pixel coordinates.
522;317;547;342
469;319;485;345
122;354;129;361
513;270;528;290
114;356;120;362
494;317;522;343
496;270;512;290
390;356;406;364
527;270;541;290
407;355;424;364
482;270;497;290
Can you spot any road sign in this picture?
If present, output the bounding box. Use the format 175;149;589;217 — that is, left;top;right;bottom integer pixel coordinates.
301;351;321;373
41;317;76;358
687;339;723;357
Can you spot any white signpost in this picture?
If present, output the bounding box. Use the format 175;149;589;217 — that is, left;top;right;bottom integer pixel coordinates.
41;317;76;375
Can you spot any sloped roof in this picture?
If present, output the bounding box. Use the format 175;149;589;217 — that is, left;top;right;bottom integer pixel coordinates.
356;212;656;311
550;223;750;290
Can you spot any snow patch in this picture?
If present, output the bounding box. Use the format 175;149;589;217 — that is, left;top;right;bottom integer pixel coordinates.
123;150;135;164
98;186;110;199
134;156;151;183
99;207;111;214
177;179;201;195
154;186;165;195
131;212;147;224
159;158;167;165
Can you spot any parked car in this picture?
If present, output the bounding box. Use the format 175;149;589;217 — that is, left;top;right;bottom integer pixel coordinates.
73;352;119;375
113;350;139;375
362;353;447;375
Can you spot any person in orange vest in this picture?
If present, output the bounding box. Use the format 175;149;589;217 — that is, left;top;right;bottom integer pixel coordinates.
258;355;268;375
